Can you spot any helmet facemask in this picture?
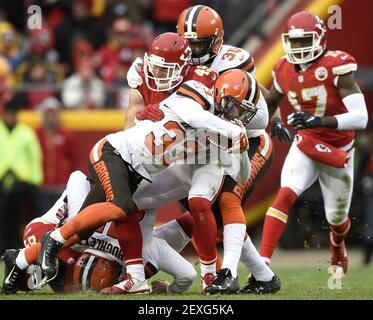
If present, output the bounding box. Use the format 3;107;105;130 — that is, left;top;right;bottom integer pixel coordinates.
144;53;187;92
183;32;222;65
282;30;325;64
217;95;258;125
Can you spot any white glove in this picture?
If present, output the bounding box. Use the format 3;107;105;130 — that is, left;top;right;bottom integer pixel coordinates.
231;119;249;153
127;57;144;88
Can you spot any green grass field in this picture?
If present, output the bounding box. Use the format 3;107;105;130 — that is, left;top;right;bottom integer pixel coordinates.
1;261;372;300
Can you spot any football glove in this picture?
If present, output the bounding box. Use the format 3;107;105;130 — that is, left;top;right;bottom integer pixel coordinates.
136;104;164;122
127;57;143;88
270;117;294;142
230;119;249;153
287;111;321;130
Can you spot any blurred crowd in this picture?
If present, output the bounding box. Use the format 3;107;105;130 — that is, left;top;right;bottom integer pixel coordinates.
0;0;157;111
0;0;270;112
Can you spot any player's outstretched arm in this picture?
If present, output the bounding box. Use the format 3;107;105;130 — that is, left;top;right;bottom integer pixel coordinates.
265;84;284;119
264;84;293;142
124;89;145;129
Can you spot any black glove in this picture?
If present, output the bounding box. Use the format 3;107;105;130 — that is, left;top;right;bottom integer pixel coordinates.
287;111;321;130
270;117;294;142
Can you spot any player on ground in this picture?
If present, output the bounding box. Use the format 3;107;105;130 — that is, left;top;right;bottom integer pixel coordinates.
259;11;368;275
2;171;196;294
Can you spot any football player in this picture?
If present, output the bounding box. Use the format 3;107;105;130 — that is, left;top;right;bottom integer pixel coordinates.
259;11;368;275
2;172;195;294
124;32;218;129
2;36;250;295
128;69;278;294
1;171;196;294
111;30;266;294
126;8;278;293
176;5;277;293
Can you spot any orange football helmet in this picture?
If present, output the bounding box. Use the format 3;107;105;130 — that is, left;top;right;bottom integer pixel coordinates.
214;69;259;125
177;5;223;65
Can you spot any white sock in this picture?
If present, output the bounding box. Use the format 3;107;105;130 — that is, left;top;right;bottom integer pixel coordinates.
126;263;145;281
15;249;29;270
200;262;216;277
262;256;271;265
240;236;274;282
50;229;66;244
221;223;246;278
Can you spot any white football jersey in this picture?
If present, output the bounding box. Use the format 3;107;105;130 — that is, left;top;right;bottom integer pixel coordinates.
106;80;244;181
210;44;256;76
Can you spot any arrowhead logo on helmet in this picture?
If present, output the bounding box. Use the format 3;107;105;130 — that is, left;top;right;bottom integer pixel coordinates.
144;32;192;92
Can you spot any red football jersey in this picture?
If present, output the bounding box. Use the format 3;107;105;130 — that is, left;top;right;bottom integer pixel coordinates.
136;65;217;106
273;50;358;148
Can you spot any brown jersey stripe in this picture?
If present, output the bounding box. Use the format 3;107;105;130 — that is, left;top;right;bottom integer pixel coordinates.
176;84;211;110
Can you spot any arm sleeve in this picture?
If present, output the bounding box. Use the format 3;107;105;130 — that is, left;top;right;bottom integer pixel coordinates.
245;91;269;130
335;93;368;130
166;95;242;139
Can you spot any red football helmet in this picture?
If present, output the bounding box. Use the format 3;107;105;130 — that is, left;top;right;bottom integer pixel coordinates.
144;32;192;92
282;11;327;64
214;69;259;125
177;5;224;65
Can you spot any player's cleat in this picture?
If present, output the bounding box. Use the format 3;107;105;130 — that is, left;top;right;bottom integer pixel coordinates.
37;231;62;279
99;273;151;294
204;268;239;294
239;274;281;294
201;272;216;293
329;232;348;274
1;249;23;295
